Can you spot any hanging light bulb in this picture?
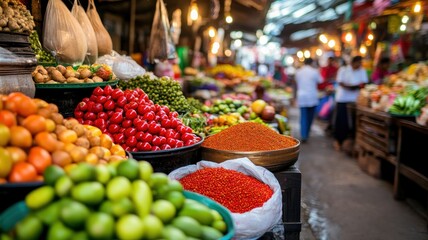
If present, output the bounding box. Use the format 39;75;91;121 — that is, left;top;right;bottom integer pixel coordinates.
304;50;310;58
297;51;304;59
328;40;336;48
345;32;353;42
319;34;328;44
225;49;232;57
367;33;374;41
359;45;367;55
400;24;406;31
225;13;233;24
211;42;220;54
208;27;216;38
413;1;421;13
190;2;199;21
316;49;323;56
401;15;409;24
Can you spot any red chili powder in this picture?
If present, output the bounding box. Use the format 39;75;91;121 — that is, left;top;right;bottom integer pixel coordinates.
202;122;297;151
179;167;273;213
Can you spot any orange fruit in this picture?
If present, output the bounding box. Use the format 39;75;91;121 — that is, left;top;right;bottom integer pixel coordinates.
72;124;86;137
58;130;78;144
109;156;126;162
55;125;67;135
0;110;17;127
110;144;126;157
8;162;38;182
47;103;59;113
85;153;99;164
37;107;52;118
6;146;27;163
27;146;52;174
33;98;48;108
100;134;113;149
9;126;32;148
51;113;64;125
85;125;102;137
5;92;26;112
64;119;79;129
22;115;46;135
45;119;56;132
36;175;44;181
35;132;58;153
69;146;88;163
52;150;72;167
6;93;38;117
18;98;38;117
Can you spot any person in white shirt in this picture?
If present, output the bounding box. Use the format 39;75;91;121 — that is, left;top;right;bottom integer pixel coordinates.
295;58;322;142
334;55;368;150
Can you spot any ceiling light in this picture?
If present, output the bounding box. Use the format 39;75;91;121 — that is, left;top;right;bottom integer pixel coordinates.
401;15;409;24
208;27;216;38
304;50;310;58
259;35;269;45
292;3;316;18
189;2;199;21
414;2;421;13
256;30;263;38
297;51;303;59
316;49;323;56
359;45;367;55
400;24;406;31
370;22;377;29
225;14;233;24
225;49;232;57
367;33;374;41
211;42;220;54
328;39;336;48
319;34;328;44
233;39;242;48
345;32;353;42
286;56;294;65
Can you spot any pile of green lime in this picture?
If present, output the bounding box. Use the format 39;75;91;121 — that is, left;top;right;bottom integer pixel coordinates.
4;160;227;240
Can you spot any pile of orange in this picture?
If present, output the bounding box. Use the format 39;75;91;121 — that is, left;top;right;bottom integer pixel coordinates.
0;92;127;183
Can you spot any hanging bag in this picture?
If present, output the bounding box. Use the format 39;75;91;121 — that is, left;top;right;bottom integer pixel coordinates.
43;0;87;66
87;0;113;57
71;0;98;64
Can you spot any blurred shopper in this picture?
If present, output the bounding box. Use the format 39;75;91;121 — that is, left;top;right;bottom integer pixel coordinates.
371;57;391;85
334;56;368;151
295;58;322;142
319;57;338;90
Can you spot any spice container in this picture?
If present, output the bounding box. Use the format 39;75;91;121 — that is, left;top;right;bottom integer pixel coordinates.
201;122;300;171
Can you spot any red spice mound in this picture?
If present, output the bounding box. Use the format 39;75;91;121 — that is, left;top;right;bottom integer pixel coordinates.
202;122;297;151
180;167;273;213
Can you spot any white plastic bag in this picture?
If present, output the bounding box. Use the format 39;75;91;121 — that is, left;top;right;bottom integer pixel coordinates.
71;0;98;64
43;0;87;66
96;51;146;80
169;158;282;240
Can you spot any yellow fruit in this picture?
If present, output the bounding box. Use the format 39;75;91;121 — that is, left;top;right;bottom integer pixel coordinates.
0;123;11;146
100;134;113;149
0;147;12;178
45;119;56;133
251;100;267;114
58;130;78;144
84;125;102;137
69;147;88;163
64;164;77;174
85;153;99;165
89;146;111;159
110;144;126;157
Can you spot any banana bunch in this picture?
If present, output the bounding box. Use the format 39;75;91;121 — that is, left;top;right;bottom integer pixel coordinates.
389;95;425;115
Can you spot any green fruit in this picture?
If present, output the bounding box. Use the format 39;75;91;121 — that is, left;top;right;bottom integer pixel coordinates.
85;213;115;240
172;216;203;238
138;161;153;182
107;164;117;177
152;200;176;223
179;203;214;226
99;200;114;215
116;214;145;240
47;221;74;240
43;165;65;186
111;198;135;217
106;176;132;201
70;231;89;240
55;176;74;197
25;186;55;210
167;180;183;192
132;180;152;218
71;182;105;205
34;201;61;225
161;226;187;240
0;125;10;147
212;220;227;233
142;215;163;240
201;226;223;240
16;215;43;240
166;191;185;210
211;209;223;221
68;163;95;183
60;200;91;229
149;173;169;189
117;159;139;180
95;165;111;184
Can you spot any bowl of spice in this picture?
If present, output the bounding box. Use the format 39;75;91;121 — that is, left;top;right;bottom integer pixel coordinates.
200;122;300;171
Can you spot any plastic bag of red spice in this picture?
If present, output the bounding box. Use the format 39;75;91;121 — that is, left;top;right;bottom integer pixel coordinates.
169;158;282;240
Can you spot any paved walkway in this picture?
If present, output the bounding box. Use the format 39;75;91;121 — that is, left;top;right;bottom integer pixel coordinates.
287;107;428;240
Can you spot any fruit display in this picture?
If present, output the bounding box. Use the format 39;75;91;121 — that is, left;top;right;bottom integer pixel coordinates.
207;64;254;80
386;62;428;87
206;114;268;136
0;0;35;34
3;160;229;240
0;92;127;183
74;86;201;152
118;74;190;112
388;87;428;116
32;64;116;84
201;99;249;116
29;31;56;64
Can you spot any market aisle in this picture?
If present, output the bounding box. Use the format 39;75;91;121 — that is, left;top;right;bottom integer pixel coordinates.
287;107;428;240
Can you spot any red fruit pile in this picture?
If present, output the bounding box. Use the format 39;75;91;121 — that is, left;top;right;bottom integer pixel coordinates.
74;86;201;152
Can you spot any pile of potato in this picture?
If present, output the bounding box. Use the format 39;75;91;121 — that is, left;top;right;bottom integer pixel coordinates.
32;64;115;84
0;0;35;34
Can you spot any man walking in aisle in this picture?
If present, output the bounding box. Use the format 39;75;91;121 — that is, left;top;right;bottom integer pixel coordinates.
295;58;322;143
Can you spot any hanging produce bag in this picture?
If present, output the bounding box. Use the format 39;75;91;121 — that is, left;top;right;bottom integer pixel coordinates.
169;158;283;240
71;0;98;64
43;0;87;66
87;0;113;57
96;51;146;81
148;0;176;63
